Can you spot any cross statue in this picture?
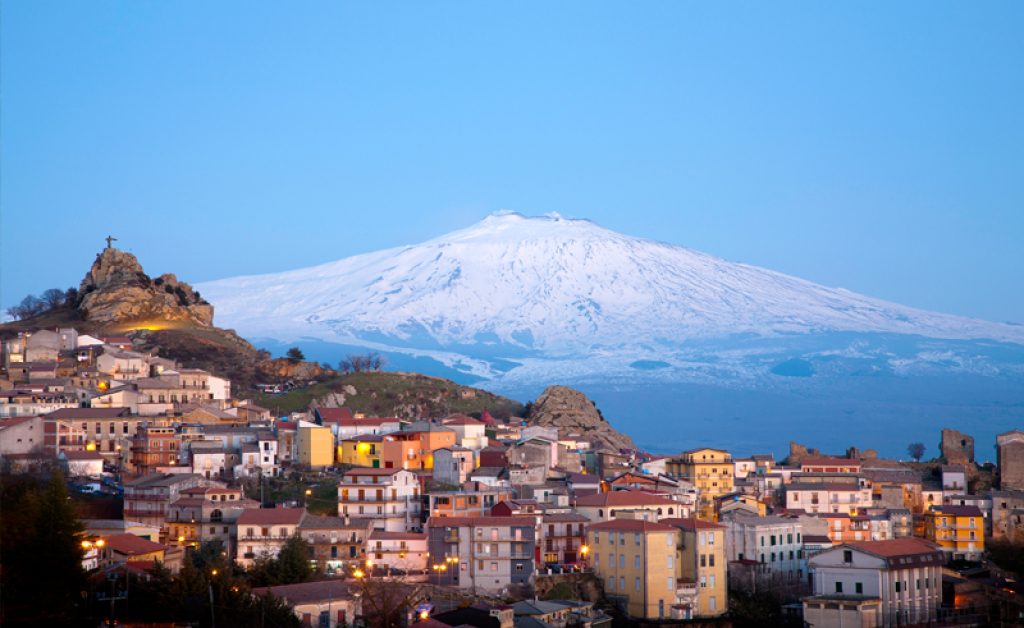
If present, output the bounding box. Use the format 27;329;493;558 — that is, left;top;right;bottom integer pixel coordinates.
105;235;118;249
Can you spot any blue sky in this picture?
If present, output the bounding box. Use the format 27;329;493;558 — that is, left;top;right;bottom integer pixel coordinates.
3;2;1022;323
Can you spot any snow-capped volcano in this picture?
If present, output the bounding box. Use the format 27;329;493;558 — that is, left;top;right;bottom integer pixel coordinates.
200;212;1021;354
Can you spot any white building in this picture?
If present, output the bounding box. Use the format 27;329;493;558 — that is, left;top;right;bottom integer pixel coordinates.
337;468;421;532
442;415;489;450
804;538;944;627
785;482;873;514
433;447;475;486
724;514;804;584
366;529;428;572
236;508;307;568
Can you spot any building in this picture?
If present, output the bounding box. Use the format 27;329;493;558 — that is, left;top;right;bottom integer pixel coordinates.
432;447;475;486
380;423;457;470
990;490;1024;542
166;486;257;554
723;514;803;588
997;430;1024;491
442;414;489;450
587;519;680;620
667;448;734;519
99;533;184;574
338;434;383;468
236;508;307;567
337;468;422;532
366;529;428;572
123;473;209;532
60;449;105;477
800;458;862;474
428;488;513;519
541;512;589;568
252;580;360;628
662;518;728;618
0;416;44;458
924;505;984;560
804;538;944;627
44;407;142;457
785;482;873;515
298;515;373;573
426;515;536;594
130;424;181;476
573;490;685;523
296;422;334;469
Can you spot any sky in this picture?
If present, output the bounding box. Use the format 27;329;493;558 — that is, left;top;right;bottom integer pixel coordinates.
3;2;1022;323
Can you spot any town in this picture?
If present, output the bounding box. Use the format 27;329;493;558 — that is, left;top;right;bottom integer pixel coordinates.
1;322;1023;627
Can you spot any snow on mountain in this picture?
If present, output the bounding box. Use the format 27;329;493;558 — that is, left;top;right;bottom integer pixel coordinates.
197;212;1024;381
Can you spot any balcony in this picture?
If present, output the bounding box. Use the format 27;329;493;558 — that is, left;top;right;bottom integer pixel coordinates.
444;533;460;543
676;579;698;596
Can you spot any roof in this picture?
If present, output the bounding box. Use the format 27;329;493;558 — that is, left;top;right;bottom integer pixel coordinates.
427;516;536;528
62;450;105;461
841;538;945;566
317;407;354;423
47;407;131;419
587;519;678;533
659;517;725;531
787;482;865;492
236;508;306;526
124;473;202;488
574;491;678;508
104;533;167;556
443;414;484;426
934;505;983;517
368;530;427;541
343;467;406;477
802;457;862;467
542;513;589;523
803;535;834;544
252;580;357;604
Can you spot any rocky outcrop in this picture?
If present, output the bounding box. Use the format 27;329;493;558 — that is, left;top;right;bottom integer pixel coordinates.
527;385;636;452
77;248;213;326
256;358;330;382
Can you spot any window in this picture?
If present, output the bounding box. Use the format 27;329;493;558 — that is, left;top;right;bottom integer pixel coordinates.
634;555;641;569
895;581;901;593
490;562;498;571
836;582;843;593
667;534;674;547
700;554;706;567
619;554;625;568
709;575;715;588
619;576;624;591
770;535;776;546
634;533;641;545
635;577;641;591
855;582;863;594
607;576;615;591
843;550;853;563
709;596;717;611
608;554;614;568
619;533;625;545
667;577;674;591
709;554;715;567
787;533;793;544
700;576;707;588
667;555;674;569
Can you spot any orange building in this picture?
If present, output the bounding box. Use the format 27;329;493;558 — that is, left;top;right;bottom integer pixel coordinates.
380;423;456;470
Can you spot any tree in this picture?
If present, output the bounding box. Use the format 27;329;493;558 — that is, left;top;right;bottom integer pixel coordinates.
285;347;305;362
0;471;86;626
908;442;926;462
274;535;313;584
41;288;66;309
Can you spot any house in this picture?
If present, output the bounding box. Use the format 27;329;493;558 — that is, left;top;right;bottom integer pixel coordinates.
723;514;804;589
426;515;536;594
60;449;105;477
469;466;511;488
785;482;873;515
573;490;684;523
433;447;475;486
298;514;373;573
941;465;968;494
44;407;141;457
252;580;360;628
236;508;307;567
123;472;211;531
100;533;184;574
587;518;681;620
800;458;862;474
442;414;489;450
296;421;334;469
924;505;984;560
661;518;728;618
0;415;44;457
510;599;610;628
337;468;422;532
130;425;181;476
540;512;589;567
666;448;734;519
338;434;384;468
380;423;457;470
166;486;258;554
803;538;944;627
428;488;514;519
366;529;429;572
189;441;231;479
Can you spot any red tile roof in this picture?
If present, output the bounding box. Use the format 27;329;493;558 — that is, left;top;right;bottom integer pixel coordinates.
317;407;354;423
104;533;167;556
587;519;678;533
660;517;724;530
574;491;678;508
843;538;944;565
237;508;306;526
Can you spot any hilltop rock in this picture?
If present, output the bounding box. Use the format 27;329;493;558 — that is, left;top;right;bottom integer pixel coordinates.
77;248;213;326
527;385;636;452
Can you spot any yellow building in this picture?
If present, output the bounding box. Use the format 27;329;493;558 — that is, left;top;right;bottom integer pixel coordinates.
588;518;682;620
338;434;383;468
925;505;984;560
662;517;728;619
668;448;734;520
296;422;334;469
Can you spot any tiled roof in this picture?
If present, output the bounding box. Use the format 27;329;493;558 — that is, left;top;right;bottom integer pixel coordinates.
587;519;678;533
62;450;105;461
47;407;131;419
934;505;983;517
343;467;405;477
104;533;167;556
252;580;357;604
659;517;724;530
317;407;354;423
368;530;427;541
843;538;944;566
236;508;306;526
573;491;677;508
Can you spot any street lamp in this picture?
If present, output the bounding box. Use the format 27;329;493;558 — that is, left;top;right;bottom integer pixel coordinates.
580;545;589;571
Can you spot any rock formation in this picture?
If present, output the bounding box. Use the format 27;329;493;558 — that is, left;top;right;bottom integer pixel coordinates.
527;385;636;452
77;248;213;326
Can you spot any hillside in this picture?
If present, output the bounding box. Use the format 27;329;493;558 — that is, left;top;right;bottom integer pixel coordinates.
247;370;526;419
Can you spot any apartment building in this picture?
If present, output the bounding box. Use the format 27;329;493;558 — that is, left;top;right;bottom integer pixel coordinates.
236;508;307;568
924;505;984;560
667;448;734;519
123;472;210;533
785;482;873;515
428;488;513;519
166;486;257;554
337;468;422;532
587;519;680;620
540;512;588;567
427;515;536;594
724;514;804;585
662;518;728;619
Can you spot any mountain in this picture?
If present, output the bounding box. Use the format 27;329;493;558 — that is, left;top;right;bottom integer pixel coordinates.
198;213;1024;456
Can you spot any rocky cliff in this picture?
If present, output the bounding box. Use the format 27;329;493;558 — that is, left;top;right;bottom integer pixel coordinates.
527;385;636;452
77;248;213;327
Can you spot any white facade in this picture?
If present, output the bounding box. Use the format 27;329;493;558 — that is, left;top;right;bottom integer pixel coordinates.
786;484;873;514
724;515;804;578
337;468;422;532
